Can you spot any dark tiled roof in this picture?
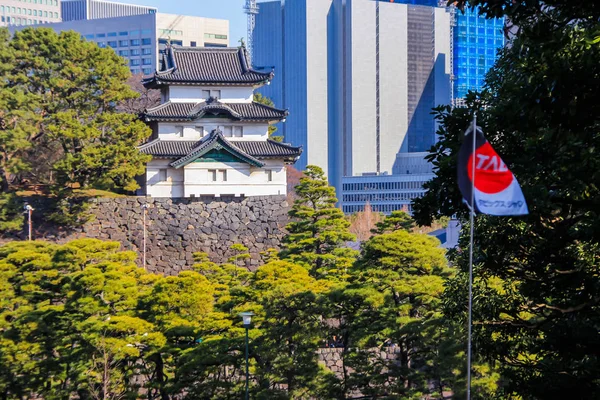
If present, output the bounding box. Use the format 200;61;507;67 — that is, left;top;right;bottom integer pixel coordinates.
143;46;273;88
233;141;303;158
142;99;288;122
138;130;302;166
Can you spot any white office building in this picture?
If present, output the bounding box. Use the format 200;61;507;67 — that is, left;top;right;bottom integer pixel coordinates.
138;46;302;198
11;12;229;76
0;0;61;27
340;152;434;215
61;0;156;21
254;0;450;185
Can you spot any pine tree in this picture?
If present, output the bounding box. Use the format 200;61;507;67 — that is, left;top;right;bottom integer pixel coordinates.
280;165;357;280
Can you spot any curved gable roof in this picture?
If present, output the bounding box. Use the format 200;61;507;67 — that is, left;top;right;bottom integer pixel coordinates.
143;46;274;88
142;99;288;122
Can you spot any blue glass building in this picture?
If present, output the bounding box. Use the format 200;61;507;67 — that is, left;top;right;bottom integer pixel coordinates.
453;6;505;100
379;1;505;101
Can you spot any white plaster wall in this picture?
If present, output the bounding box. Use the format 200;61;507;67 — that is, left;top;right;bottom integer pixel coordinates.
183;161;286;197
146;159;184;197
168;86;254;103
145;159;287;198
305;0;333;176
379;2;408;174
158;122;269;140
349;0;377;175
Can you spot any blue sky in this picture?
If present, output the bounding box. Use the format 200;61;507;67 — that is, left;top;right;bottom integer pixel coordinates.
114;0;248;45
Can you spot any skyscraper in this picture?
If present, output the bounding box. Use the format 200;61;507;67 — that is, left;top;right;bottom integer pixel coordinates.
254;0;451;192
61;0;156;21
253;0;333;177
453;6;505;104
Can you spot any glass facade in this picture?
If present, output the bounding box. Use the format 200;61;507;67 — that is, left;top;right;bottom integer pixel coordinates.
380;1;506;102
454;7;505;100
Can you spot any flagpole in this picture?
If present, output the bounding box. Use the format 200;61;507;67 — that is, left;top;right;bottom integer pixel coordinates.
467;113;476;400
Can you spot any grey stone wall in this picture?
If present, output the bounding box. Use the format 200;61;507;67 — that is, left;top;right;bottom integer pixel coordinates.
73;196;290;275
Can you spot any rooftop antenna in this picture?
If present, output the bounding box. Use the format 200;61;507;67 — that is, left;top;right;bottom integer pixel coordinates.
244;0;259;61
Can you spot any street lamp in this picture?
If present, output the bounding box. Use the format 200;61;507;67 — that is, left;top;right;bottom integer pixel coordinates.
239;311;254;400
24;204;33;241
141;203;150;270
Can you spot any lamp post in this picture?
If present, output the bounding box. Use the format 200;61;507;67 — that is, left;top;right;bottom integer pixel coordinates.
239;312;254;400
141;203;149;270
24;204;33;241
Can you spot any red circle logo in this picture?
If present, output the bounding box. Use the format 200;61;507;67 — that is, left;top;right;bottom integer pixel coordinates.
467;142;513;194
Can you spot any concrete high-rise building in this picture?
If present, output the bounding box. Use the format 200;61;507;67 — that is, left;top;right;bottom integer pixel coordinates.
11;12;229;76
253;0;333;177
0;0;62;27
254;0;451;192
61;0;156;21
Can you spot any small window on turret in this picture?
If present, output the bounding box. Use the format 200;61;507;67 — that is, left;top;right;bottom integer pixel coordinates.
233;126;243;137
210;90;221;99
202;90;210;99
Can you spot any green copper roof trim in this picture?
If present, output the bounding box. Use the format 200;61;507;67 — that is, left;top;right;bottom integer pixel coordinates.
170;132;264;169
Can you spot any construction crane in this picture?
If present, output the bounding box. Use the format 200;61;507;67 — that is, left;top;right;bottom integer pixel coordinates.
244;0;259;61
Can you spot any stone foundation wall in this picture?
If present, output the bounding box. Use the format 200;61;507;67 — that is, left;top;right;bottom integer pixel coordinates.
61;196;289;275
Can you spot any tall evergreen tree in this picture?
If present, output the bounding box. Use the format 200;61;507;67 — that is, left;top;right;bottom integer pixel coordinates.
413;2;600;397
0;27;151;225
280;165;357;280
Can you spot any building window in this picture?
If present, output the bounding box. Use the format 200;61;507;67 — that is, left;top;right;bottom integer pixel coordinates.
131;39;141;46
143;68;152;75
141;29;152;35
130;69;140;74
130;30;140;36
96;33;105;38
158;169;167;182
233;126;243;137
266;170;273;182
221;170;227;182
142;58;152;65
190;41;197;47
130;59;140;66
131;49;140;56
85;34;94;40
211;89;221;98
175;126;183;137
222;126;233;137
142;48;152;55
201;90;210;99
209;169;217;182
108;41;118;48
141;38;151;45
204;33;228;40
119;40;128;47
108;32;117;37
119;31;128;36
97;41;106;48
195;126;204;136
118;50;129;56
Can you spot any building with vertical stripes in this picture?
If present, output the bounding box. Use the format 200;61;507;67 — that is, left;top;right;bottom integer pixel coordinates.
61;0;156;21
254;0;451;194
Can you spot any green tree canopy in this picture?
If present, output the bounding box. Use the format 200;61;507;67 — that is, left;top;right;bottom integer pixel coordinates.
0;27;150;228
279;165;357;280
413;4;600;397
